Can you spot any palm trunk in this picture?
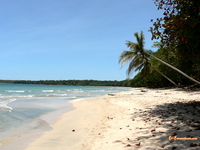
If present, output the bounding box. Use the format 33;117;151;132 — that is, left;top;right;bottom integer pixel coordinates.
150;65;177;87
144;52;200;85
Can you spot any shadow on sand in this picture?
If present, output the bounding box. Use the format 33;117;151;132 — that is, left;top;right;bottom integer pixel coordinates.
116;100;200;150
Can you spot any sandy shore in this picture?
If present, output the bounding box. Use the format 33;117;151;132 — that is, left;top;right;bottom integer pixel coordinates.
25;88;200;150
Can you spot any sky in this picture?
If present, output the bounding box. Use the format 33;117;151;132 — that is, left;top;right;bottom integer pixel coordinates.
0;0;163;81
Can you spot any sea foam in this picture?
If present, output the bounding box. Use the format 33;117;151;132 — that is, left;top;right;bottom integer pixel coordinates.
0;99;16;112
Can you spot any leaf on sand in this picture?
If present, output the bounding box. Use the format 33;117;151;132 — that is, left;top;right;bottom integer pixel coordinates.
135;143;140;146
151;129;156;132
160;145;165;148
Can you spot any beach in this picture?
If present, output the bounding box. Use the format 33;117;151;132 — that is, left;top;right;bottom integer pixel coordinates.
22;87;200;150
0;84;130;150
2;87;200;149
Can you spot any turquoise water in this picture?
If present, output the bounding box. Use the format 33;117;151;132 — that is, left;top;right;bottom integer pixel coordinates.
0;83;130;143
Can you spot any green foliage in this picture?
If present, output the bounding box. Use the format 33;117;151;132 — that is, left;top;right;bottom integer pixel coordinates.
120;31;179;87
150;0;200;81
0;79;130;87
130;48;195;87
121;1;200;87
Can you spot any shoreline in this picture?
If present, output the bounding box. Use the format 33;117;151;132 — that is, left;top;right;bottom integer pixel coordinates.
2;87;200;149
0;101;74;150
25;87;200;150
0;87;130;150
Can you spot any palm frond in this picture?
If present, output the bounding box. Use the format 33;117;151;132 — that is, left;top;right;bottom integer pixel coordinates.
127;59;138;76
127;56;144;75
134;31;145;54
119;31;152;78
125;41;137;49
119;50;136;67
134;62;144;72
125;41;143;55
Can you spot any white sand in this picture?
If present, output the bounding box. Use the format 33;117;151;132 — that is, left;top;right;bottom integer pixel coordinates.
24;88;200;150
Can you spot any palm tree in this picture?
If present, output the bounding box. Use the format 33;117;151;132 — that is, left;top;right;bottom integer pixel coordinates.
119;46;150;77
119;31;149;76
119;31;200;85
119;31;177;86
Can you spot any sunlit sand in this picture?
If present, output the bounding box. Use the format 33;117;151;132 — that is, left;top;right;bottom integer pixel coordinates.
24;88;200;150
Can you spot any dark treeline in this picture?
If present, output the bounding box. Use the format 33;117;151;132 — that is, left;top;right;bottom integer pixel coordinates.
0;79;130;87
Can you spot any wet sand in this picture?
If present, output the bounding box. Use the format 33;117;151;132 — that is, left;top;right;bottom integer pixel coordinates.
0;103;73;150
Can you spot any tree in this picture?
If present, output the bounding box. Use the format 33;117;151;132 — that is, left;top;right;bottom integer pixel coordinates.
120;31;200;86
150;0;200;80
119;31;177;86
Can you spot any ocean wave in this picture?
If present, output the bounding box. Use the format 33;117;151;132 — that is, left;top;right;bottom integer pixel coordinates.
5;90;25;93
72;90;84;93
40;94;75;98
21;95;35;98
42;90;54;92
91;90;106;92
0;99;16;112
71;98;85;102
45;93;68;97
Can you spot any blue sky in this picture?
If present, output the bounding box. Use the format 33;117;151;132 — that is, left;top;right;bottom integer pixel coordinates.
0;0;162;81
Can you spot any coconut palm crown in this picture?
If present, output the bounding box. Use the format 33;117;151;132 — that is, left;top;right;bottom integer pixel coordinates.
119;31;151;77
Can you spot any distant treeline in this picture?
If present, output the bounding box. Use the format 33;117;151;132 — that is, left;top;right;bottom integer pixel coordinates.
0;79;130;87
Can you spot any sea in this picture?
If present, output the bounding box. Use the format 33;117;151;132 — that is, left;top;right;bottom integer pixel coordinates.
0;83;130;148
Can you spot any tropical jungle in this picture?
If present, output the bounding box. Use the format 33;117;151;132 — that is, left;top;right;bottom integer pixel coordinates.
119;0;200;88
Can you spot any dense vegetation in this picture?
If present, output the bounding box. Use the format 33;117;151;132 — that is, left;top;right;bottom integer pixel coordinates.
121;0;200;88
0;79;130;87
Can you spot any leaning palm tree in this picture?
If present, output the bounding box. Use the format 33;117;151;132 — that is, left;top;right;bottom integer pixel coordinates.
120;31;200;85
119;31;177;86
